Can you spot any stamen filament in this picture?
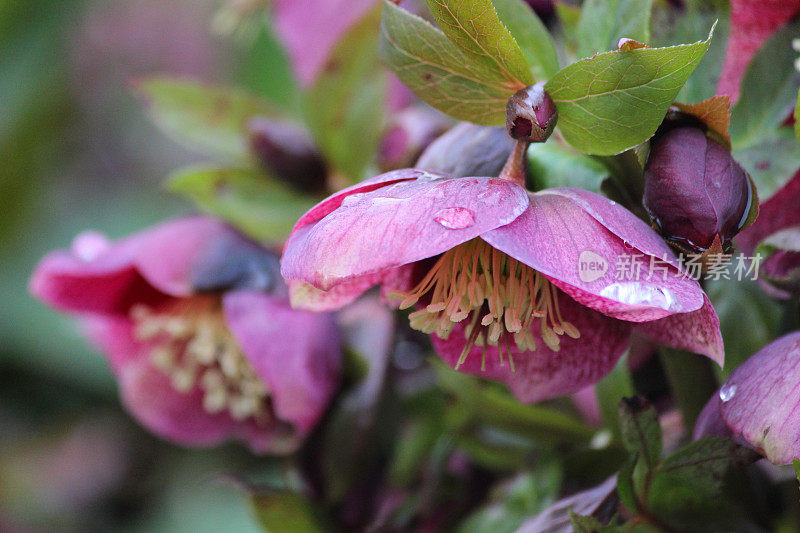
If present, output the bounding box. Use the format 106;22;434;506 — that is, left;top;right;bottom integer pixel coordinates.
391;239;581;370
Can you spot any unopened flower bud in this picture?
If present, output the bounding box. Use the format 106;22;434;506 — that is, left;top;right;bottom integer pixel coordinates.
248;117;327;194
643;126;755;252
505;82;557;143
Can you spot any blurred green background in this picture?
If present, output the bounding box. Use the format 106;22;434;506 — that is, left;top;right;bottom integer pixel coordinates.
0;1;293;530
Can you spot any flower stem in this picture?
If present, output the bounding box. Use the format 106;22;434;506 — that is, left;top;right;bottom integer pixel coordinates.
498;139;530;186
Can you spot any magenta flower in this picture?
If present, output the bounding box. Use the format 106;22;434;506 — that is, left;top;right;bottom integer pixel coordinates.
281;169;723;402
30;217;341;454
737;169;800;298
695;331;800;465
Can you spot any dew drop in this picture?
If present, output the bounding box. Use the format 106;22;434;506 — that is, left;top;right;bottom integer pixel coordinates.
599;282;680;311
719;383;737;402
434;207;475;230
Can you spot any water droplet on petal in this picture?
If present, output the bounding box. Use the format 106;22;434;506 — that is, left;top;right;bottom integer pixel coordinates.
599;282;680;311
434;207;475;230
719;383;737;402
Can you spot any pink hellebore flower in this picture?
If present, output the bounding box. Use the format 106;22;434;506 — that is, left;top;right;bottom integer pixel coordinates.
695;331;800;465
281;169;723;402
30;217;341;454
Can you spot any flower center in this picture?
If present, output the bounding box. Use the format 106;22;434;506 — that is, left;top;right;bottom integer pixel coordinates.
391;239;580;370
130;298;271;425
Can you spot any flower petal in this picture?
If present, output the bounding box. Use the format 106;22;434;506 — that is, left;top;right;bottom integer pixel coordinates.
85;316;298;454
288;265;413;311
290;169;425;233
481;190;705;322
29;216;255;315
635;294;725;366
693;393;732;440
715;331;800;465
432;293;632;403
30;235;166;315
281;174;529;290
223;290;341;433
544;187;686;266
131;216;249;297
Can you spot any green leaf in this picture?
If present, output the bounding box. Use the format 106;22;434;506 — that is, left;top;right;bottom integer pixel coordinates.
645;437;757;528
134;77;275;161
652;3;729;104
576;0;653;58
545;26;714;155
795;88;800;146
595;355;635;439
432;359;596;445
555;3;582;58
650;437;740;500
424;0;533;87
733;127;800;200
492;0;559;80
526;142;613;192
459;464;563;533
379;0;512;124
304;7;386;182
166;166;317;242
616;457;638;513
569;511;623;533
730;16;800;150
617;397;662;469
730;19;800;150
794;458;800;488
250;491;328;533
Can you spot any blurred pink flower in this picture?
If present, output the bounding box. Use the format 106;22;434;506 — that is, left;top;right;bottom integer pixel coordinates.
717;0;800;102
695;331;800;465
281;169;723;402
31;217;341;454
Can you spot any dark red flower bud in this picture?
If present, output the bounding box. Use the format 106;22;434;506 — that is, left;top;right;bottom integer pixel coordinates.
643;126;755;252
506;82;558;143
248;117;327;194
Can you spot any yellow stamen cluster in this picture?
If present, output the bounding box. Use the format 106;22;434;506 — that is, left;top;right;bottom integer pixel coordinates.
130;299;271;424
392;239;580;370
